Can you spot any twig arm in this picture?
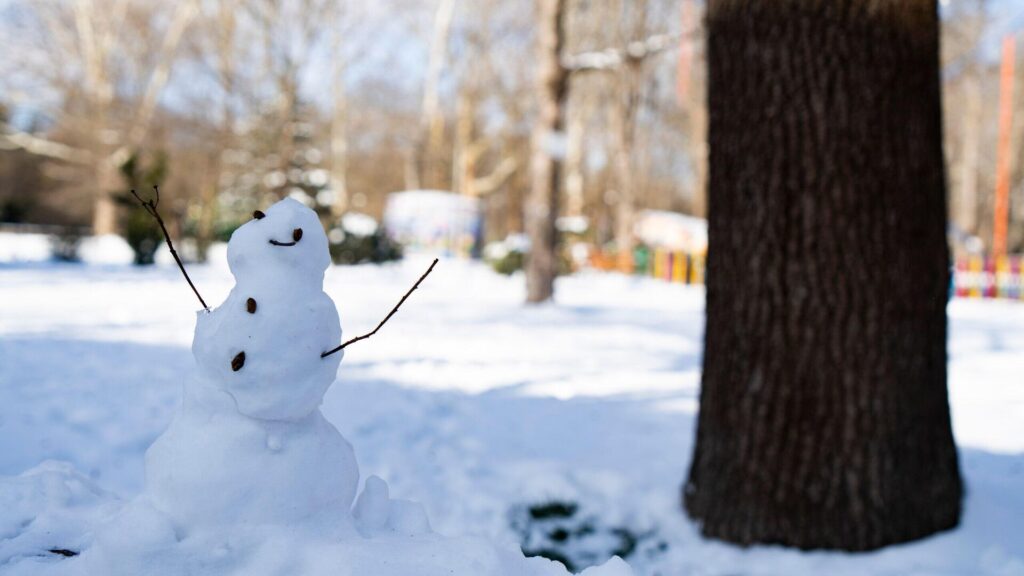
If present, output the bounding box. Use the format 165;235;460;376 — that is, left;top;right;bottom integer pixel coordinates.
132;186;210;311
321;258;439;358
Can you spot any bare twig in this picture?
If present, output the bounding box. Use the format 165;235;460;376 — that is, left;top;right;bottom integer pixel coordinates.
132;186;209;311
321;258;439;358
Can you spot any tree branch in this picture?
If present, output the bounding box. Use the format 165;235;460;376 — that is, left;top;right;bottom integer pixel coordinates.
473;156;518;195
561;30;696;73
0;128;91;164
125;0;200;148
321;258;439;358
131;186;209;311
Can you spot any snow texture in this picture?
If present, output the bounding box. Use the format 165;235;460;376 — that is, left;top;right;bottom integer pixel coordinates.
0;233;1022;574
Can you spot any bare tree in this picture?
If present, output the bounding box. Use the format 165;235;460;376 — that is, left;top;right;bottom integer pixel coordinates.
1;0;198;234
330;23;350;219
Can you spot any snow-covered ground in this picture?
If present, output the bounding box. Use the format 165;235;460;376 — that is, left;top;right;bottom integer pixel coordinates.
1;257;1022;575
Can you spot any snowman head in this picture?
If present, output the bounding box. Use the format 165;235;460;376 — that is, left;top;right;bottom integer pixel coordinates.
227;198;330;286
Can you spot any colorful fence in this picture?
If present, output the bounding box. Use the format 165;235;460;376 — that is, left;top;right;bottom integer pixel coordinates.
593;251;1023;300
590;248;706;285
955;255;1024;300
649;248;706;285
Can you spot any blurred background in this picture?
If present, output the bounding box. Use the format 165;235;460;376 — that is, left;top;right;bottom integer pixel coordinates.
1;0;1021;285
2;2;1024;574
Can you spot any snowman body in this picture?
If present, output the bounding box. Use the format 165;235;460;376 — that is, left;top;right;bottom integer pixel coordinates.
143;198;358;532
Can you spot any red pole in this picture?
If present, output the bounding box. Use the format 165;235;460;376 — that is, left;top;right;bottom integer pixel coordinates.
993;37;1015;258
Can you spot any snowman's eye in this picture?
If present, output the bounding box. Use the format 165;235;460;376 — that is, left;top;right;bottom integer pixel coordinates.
253;210;266;220
292;228;303;242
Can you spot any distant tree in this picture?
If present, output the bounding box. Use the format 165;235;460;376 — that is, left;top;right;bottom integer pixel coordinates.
525;0;569;303
0;0;199;235
684;0;962;550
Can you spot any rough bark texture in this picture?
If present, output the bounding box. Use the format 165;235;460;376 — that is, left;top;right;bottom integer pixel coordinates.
525;0;569;303
684;0;962;551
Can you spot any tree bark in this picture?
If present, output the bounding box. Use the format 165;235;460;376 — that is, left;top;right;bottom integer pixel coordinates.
525;0;569;303
419;0;456;190
330;24;350;220
684;0;961;551
611;57;641;273
91;158;119;236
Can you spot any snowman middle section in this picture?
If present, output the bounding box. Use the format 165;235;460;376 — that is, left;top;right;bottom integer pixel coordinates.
192;282;342;421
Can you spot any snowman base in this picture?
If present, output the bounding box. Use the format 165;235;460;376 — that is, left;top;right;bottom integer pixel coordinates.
143;381;359;532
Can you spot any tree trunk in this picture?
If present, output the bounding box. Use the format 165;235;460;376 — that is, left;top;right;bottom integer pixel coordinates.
610;64;638;273
955;71;980;236
91;158;119;235
330;28;349;220
564;95;586;218
419;0;456;190
525;0;569;303
684;0;961;551
610;0;646;274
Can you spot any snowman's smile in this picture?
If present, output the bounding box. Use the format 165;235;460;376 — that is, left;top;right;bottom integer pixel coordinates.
268;227;304;247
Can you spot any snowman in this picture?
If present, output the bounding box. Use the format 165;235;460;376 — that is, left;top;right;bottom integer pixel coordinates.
143;198;359;533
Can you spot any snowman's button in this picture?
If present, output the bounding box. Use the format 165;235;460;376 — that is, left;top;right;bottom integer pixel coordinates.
246;298;257;314
231;351;246;372
266;434;282;452
292;228;303;242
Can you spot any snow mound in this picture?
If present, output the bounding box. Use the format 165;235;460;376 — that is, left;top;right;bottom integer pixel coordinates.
0;461;120;567
0;232;51;263
78;234;134;265
0;465;632;576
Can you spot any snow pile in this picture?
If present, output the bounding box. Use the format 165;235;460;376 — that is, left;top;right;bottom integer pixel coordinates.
78;234;134;265
0;232;51;263
341;212;379;237
633;210;707;252
0;199;631;576
0;462;120;566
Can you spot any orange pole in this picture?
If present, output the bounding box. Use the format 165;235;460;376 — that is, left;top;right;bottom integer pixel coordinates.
993;37;1015;258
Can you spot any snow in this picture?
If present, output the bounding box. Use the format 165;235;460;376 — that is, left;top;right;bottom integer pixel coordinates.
634;210;707;252
0;462;120;563
0;232;179;266
77;234;134;265
0;232;52;263
0;254;1022;574
341;212;380;236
